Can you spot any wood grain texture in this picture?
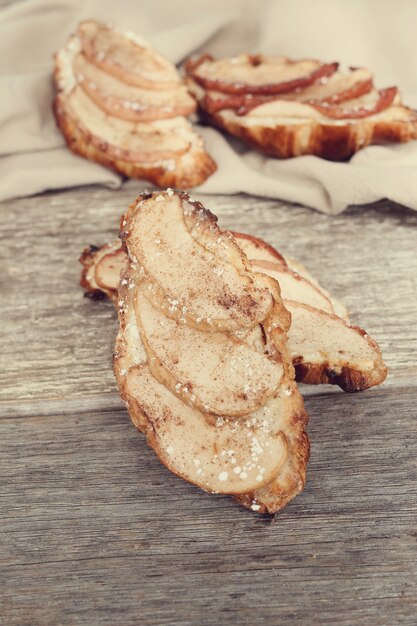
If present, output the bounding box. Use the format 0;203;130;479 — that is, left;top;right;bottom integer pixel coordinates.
1;390;416;625
1;187;417;625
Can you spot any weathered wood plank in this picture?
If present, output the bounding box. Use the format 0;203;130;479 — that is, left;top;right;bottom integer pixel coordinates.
1;188;416;405
1;387;416;625
1;187;417;625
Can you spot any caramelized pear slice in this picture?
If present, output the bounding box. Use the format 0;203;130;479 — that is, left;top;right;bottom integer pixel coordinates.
251;260;334;314
78;20;179;89
284;258;349;320
73;52;196;122
188;54;337;95
66;87;193;162
135;286;284;416
95;247;126;292
203;68;373;115
230;235;347;319
309;87;397;120
79;240;121;302
285;67;373;104
236;380;309;514
231;232;287;265
286;301;387;391
124;365;288;494
122;192;274;331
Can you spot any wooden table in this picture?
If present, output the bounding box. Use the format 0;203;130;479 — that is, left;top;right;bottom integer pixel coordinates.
1;187;416;626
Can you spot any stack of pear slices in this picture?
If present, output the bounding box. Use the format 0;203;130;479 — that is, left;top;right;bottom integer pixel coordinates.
80;191;387;514
54;20;216;188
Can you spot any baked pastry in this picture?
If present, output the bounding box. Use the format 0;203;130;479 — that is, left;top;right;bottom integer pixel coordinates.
80;224;386;392
54;21;216;187
112;190;309;513
186;54;417;160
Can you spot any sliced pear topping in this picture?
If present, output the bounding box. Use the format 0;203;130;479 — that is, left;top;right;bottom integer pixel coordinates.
109;191;311;513
73;52;196;122
188;54;337;95
230;235;348;319
125;365;288;494
135;286;284;416
95;247;126;291
284;258;349;320
66;88;193;162
286;301;387;391
122;192;274;331
231;232;287;265
236;380;309;514
78;20;179;89
251;260;334;314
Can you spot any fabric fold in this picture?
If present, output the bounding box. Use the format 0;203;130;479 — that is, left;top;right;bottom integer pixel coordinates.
1;0;417;213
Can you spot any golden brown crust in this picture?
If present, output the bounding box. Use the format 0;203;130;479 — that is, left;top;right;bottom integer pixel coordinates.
293;347;387;392
79;240;123;303
54;95;216;188
294;362;381;391
200;107;417;160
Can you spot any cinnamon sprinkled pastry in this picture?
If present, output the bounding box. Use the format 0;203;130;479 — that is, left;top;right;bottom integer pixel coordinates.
53;21;216;188
113;190;309;514
186;54;417;160
80;227;386;394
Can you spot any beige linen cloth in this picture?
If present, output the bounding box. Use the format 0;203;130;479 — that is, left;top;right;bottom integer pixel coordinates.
2;0;417;213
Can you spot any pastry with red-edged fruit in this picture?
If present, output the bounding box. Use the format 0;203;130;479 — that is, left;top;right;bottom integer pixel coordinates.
186;53;417;160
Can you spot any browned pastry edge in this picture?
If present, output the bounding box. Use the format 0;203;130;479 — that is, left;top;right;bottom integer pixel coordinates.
294;361;381;391
199;108;417;161
79;244;109;301
294;344;387;392
53;95;217;188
